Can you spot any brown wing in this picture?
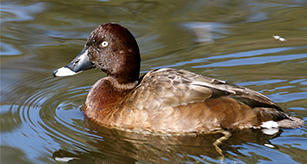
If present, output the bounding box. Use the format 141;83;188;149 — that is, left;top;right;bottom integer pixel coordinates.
126;68;282;112
118;68;304;132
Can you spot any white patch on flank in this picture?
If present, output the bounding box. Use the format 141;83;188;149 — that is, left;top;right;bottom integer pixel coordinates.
261;120;279;129
192;81;236;94
261;121;279;135
262;128;279;135
54;67;79;77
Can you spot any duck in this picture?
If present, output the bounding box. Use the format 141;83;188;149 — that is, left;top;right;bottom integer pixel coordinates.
53;23;304;134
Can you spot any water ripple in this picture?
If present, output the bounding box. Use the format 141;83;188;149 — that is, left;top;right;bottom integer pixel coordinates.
1;74;95;159
195;54;307;68
1;2;45;23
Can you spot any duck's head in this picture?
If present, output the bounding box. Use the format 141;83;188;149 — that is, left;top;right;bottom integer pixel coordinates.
53;23;141;84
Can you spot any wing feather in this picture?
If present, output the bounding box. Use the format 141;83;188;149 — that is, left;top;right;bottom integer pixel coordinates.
126;68;281;112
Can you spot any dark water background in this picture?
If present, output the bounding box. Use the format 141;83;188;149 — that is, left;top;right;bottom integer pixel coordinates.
1;0;307;163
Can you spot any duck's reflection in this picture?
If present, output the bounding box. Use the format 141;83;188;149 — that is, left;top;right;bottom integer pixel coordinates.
53;118;282;164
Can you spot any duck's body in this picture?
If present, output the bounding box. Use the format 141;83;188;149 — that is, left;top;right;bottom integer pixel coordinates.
84;68;301;133
53;23;303;133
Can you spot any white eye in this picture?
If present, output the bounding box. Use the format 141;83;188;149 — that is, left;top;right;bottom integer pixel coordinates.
101;41;108;47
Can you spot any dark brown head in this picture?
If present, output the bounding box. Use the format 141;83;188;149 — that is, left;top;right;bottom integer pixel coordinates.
53;23;141;84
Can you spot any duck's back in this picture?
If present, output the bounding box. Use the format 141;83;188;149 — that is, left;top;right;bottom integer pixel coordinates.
118;68;302;133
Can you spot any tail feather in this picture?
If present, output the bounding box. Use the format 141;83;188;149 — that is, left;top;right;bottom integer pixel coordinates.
277;116;304;128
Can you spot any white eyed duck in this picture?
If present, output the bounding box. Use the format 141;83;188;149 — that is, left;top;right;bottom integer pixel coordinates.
53;23;304;134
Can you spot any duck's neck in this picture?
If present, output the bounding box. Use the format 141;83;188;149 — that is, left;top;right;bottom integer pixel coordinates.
110;68;140;87
113;62;140;86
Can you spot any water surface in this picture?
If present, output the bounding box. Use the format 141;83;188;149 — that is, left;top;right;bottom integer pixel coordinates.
1;0;307;163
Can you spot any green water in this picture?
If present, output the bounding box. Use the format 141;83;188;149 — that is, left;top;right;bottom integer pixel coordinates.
1;0;307;163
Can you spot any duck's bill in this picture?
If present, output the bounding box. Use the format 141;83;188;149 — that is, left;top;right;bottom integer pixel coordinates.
53;48;93;77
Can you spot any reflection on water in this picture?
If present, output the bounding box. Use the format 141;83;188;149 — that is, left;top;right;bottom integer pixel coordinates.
53;119;284;164
1;0;307;163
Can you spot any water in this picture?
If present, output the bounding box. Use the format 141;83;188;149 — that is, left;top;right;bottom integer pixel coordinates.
1;0;307;163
